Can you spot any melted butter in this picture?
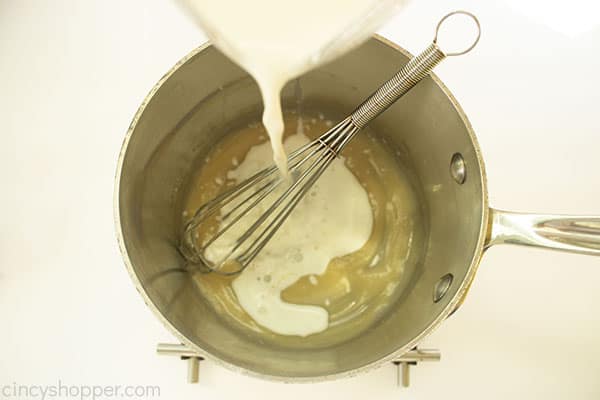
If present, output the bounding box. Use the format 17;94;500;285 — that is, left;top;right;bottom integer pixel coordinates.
183;114;425;346
175;0;407;174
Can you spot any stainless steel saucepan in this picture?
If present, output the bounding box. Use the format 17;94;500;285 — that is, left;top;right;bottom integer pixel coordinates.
115;36;600;381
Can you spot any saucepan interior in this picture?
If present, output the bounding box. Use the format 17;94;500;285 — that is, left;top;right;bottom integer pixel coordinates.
115;36;487;380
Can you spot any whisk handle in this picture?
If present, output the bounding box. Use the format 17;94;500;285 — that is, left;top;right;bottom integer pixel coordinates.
350;43;446;128
350;10;481;129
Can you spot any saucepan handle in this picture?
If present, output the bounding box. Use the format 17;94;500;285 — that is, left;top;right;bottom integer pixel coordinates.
486;209;600;256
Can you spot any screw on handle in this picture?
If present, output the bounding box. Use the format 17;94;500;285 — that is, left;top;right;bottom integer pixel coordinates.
350;10;481;128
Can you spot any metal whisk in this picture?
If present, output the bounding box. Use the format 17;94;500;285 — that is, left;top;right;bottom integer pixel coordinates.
180;11;481;275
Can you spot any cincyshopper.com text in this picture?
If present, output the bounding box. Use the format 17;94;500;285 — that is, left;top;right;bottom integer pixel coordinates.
1;380;160;400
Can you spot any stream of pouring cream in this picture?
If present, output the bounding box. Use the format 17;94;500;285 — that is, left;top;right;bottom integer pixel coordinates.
175;0;406;174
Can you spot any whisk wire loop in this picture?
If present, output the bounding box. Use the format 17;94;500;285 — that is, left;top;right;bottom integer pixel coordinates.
180;11;480;274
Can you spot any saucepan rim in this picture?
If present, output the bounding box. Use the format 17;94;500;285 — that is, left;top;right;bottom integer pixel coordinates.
114;34;489;382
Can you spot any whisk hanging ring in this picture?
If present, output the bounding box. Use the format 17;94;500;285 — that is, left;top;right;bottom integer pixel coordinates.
433;10;481;57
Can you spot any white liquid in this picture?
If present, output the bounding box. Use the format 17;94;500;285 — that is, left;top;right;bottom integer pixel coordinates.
176;0;405;174
176;0;408;336
205;121;373;336
184;115;424;341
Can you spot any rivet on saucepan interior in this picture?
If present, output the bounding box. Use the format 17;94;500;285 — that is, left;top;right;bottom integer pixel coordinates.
450;153;466;184
433;273;454;303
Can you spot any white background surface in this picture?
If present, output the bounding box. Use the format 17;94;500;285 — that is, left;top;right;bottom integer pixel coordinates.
2;0;600;399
